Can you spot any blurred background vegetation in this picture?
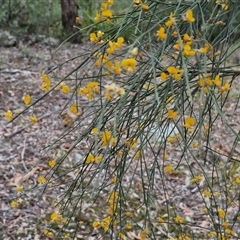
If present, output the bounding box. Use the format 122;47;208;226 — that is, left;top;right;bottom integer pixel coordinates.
0;0;130;41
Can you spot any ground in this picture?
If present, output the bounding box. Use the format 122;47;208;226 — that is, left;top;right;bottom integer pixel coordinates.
1;41;240;239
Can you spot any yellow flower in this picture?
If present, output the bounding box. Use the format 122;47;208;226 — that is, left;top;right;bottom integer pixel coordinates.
208;231;216;237
222;222;230;228
50;212;63;224
165;12;175;27
130;47;139;56
61;84;70;94
216;0;228;10
116;87;125;96
48;160;56;168
167;109;177;119
104;83;125;100
220;83;230;93
185;9;195;23
94;11;101;23
11;201;19;208
95;155;103;164
133;150;144;160
92;221;101;229
41;71;51;92
218;209;226;219
101;3;108;10
183;33;191;42
101;131;116;147
70;104;78;115
118;232;125;239
184;117;195;128
183;44;196;57
87;81;98;89
116;37;124;49
157;27;167;41
106;0;114;6
178;234;190;240
107;41;115;54
37;176;47;184
29;115;38;124
23;94;31;106
164;165;173;174
140;229;147;240
102;9;113;19
160;72;168;81
111;175;117;184
235;178;240;184
225;228;236;237
4;110;13;121
134;0;141;4
174;215;184;224
142;4;149;10
126;224;132;230
158;217;165;223
121;58;137;74
65;233;70;238
43;229;53;238
192;142;199;148
203;189;212;197
191;175;202;184
125;211;132;217
90;33;98;42
213;74;221;86
101;216;111;232
86;154;95;164
167;66;183;80
16;185;23;194
91;127;99;135
114;60;121;75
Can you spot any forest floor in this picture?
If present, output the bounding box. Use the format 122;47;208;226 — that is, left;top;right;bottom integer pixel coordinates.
1;41;240;240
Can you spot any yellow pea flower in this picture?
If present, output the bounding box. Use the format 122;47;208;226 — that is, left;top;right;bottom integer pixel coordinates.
184;117;195;128
185;9;195;23
11;201;19;208
41;71;51;92
86;154;95;164
48;160;56;168
174;215;185;224
37;176;47;184
70;104;78;115
142;4;149;10
214;74;221;86
61;85;70;94
29;115;38;124
121;58;137;73
167;109;177;119
23;94;31;106
157;27;167;41
164;165;173;174
218;209;226;219
4;110;13;121
165;12;175;27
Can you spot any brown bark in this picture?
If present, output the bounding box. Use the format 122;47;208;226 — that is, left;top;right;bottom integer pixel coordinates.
61;0;81;43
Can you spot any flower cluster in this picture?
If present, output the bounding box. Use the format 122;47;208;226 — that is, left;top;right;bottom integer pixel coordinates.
79;81;99;100
94;0;114;23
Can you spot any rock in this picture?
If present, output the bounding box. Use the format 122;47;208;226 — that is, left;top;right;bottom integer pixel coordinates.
43;37;59;47
0;30;17;47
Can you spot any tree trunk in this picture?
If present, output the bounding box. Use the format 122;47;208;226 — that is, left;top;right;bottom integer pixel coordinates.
61;0;81;43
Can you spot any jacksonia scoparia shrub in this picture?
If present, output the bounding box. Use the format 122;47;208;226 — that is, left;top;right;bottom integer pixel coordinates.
6;0;240;239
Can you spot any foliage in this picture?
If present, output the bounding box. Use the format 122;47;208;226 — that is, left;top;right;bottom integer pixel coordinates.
6;0;240;239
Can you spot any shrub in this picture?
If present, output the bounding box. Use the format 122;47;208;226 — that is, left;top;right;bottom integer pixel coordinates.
7;0;240;239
